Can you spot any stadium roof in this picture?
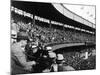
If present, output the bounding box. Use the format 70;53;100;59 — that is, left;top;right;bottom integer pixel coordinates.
53;4;95;28
11;0;95;32
62;4;95;24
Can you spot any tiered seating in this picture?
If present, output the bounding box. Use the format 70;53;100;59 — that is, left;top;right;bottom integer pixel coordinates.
11;18;95;45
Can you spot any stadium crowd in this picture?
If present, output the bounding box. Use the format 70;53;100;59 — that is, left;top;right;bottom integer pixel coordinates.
11;18;74;75
11;17;95;45
11;13;96;75
63;47;96;70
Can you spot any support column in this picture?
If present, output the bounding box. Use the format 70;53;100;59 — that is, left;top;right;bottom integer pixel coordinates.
32;15;35;27
73;14;76;35
49;20;52;28
63;24;65;31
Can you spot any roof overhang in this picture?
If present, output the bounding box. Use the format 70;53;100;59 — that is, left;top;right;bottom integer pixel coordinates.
11;0;95;32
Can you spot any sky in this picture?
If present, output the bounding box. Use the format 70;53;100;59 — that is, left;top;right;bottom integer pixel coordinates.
63;4;96;24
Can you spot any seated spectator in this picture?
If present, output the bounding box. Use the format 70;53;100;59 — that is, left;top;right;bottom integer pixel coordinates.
11;34;36;74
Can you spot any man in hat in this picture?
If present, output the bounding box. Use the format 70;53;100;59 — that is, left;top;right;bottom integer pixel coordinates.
41;46;58;73
11;31;36;74
56;54;75;71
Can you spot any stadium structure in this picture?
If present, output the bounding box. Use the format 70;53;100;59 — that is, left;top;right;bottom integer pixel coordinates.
11;0;96;74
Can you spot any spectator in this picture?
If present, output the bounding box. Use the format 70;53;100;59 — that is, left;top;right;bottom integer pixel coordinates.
11;36;36;74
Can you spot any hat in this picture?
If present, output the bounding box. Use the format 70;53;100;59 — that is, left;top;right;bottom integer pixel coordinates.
32;45;37;48
46;46;52;51
57;54;64;60
48;51;56;58
17;32;29;41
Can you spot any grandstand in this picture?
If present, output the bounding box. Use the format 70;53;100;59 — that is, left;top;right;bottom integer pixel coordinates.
11;1;95;48
11;0;96;74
